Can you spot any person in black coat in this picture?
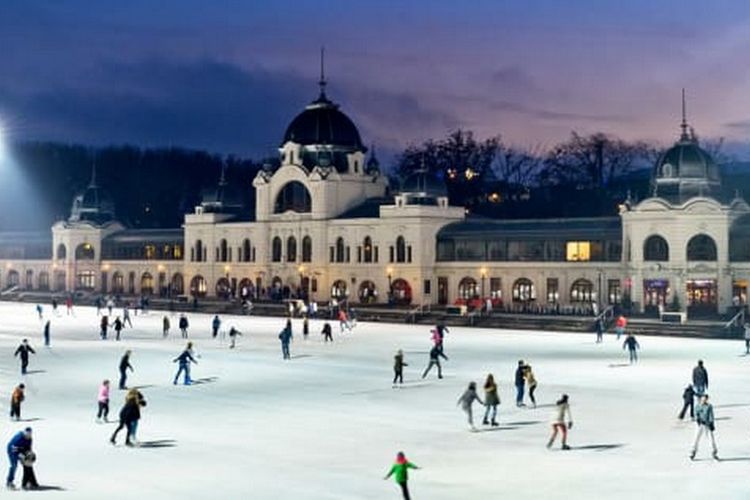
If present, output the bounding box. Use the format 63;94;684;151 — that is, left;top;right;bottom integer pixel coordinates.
514;360;526;407
113;317;124;341
321;322;333;342
110;389;146;447
178;314;189;339
119;350;133;390
14;340;36;375
678;384;695;420
421;346;443;379
692;360;709;397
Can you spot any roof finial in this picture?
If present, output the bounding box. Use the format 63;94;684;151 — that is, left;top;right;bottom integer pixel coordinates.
318;46;327;98
680;88;690;141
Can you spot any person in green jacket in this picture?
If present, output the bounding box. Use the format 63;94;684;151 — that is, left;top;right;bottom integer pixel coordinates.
384;451;419;499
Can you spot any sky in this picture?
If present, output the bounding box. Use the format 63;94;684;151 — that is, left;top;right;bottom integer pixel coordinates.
1;0;749;162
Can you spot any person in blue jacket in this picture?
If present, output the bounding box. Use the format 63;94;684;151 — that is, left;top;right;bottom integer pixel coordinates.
172;342;197;385
6;427;32;489
279;324;292;360
211;315;221;339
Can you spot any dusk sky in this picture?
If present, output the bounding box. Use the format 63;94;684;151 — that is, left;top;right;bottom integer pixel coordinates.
1;1;750;161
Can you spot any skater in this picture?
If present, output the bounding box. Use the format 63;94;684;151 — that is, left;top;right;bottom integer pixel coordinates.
514;360;526;407
100;315;109;340
97;379;110;422
744;321;750;355
228;327;242;349
9;384;25;421
690;394;718;460
178;314;189;339
524;364;538;408
43;320;50;347
279;325;292;360
430;328;449;360
212;315;221;339
51;299;58;316
14;340;36;375
393;350;407;386
162;315;171;338
338;308;352;333
615;314;627;340
35;304;42;320
119;350;133;390
384;451;419;500
482;374;500;426
6;427;32;489
303;316;309;339
107;297;115;316
113;316;123;341
95;297;103;316
65;295;73;315
457;381;484;431
595;317;604;343
321;322;333;342
547;394;573;450
173;342;197;385
110;389;146;446
421;346;443;379
678;384;695;421
623;333;640;364
692;360;709;397
20;450;38;491
123;305;132;328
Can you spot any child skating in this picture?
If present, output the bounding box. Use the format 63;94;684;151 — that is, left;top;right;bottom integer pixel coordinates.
457;381;484;431
547;394;573;450
393;350;407;386
10;384;25;421
384;451;419;500
321;322;333;342
97;380;110;422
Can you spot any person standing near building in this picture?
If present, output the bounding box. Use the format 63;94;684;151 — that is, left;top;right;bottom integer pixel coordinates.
482;374;500;426
9;384;25;421
14;340;36;375
6;427;32;489
595;317;604;343
457;381;484;431
421;345;443;379
279;326;292;360
97;379;110;423
514;360;526;407
100;315;109;340
678;384;695;421
547;394;573;450
692;360;709;397
393;350;407;386
623;334;640;364
43;321;50;347
162;315;171;338
179;314;189;339
173;342;197;384
524;364;538;408
690;394;718;461
119;350;133;390
384;451;419;500
615;314;627;340
211;315;221;339
113;317;123;341
321;322;333;343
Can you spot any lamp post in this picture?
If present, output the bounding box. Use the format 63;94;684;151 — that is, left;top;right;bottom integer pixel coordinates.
480;267;488;299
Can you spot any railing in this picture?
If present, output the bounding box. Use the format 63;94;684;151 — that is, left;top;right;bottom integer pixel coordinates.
724;308;745;330
0;285;19;297
594;305;615;325
406;303;431;323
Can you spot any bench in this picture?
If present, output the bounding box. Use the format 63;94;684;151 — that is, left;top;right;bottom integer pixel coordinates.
661;311;687;324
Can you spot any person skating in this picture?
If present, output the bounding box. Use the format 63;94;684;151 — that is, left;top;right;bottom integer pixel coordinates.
19;450;38;491
123;305;132;328
6;427;32;489
436;323;449;356
457;381;484;431
623;334;640;364
228;327;242;349
421;345;443;379
43;320;50;347
692;360;709;397
678;384;695;421
65;295;73;316
35;304;42;320
690;394;718;460
279;325;292;360
113;316;123;341
163;315;171;338
384;451;419;500
744;321;750;355
212;315;221;339
482;374;500;426
321;322;333;342
524;364;538;408
595;317;604;343
9;384;25;421
514;360;526;407
119;350;133;390
179;314;189;339
97;379;110;423
100;315;109;340
173;342;197;384
106;297;115;316
338;309;352;333
547;394;573;450
110;389;146;446
430;329;449;361
303;316;309;339
393;350;407;386
615;314;627;340
95;297;103;316
14;340;36;375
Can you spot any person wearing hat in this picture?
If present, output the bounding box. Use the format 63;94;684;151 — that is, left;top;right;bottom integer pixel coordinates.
691;393;719;461
14;340;36;375
9;384;25;421
6;427;32;489
384;451;420;500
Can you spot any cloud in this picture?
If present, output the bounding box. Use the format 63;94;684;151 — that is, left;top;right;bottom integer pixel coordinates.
724;120;750;131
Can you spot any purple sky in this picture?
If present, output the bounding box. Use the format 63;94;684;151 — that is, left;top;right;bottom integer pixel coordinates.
1;1;749;160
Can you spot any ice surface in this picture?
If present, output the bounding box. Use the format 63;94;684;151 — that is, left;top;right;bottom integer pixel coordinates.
0;302;748;499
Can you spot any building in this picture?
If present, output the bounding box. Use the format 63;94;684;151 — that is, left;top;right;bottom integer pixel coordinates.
0;82;747;317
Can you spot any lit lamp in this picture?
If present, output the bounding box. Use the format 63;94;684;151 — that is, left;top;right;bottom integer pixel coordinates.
480;267;488;298
298;265;306;296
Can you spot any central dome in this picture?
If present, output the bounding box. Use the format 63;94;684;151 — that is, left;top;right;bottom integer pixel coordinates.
282;93;363;150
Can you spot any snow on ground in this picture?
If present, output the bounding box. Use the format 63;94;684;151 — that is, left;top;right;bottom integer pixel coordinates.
0;302;748;499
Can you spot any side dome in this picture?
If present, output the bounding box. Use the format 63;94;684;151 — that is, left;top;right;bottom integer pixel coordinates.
282;94;363;150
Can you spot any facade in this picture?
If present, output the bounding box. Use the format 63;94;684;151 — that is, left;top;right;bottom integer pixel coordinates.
0;84;748;316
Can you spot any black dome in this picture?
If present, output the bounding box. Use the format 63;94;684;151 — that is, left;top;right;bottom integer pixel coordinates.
282;94;363;149
655;141;720;182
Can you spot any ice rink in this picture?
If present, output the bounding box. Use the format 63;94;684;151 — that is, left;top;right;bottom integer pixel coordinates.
0;302;748;499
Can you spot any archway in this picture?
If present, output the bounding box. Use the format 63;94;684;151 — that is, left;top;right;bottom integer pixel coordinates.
38;272;50;291
274;181;312;213
643;235;669;261
391;278;412;305
216;277;231;298
75;243;95;260
6;269;19;288
171;273;184;295
331;279;348;300
112;272;124;294
570;278;595;303
56;244;67;260
358;280;377;304
458;277;479;300
512;278;536;302
238;278;254;299
190;275;207;297
687;234;717;261
140;272;154;295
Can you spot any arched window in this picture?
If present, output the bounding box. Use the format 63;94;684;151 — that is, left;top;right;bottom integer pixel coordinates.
6;270;19;287
331;279;348;299
287;236;297;262
391;279;413;305
458;277;479;300
643;235;669;261
171;273;184;295
274;181;312;213
396;236;406;263
242;239;252;262
335;237;345;263
219;239;229;262
216;277;231;298
512;278;536;302
358;280;377;303
687;234;717;261
141;272;154;295
75;243;95;260
272;237;282;262
570;279;595;303
38;272;50;291
194;240;203;262
112;272;124;294
363;236;373;263
190;275;207;297
302;236;312;262
56;244;67;260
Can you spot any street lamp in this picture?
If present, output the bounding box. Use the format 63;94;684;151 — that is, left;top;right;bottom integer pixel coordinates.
298;265;306;298
480;267;488;298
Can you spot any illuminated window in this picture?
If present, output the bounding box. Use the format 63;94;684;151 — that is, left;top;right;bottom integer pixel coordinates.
144;245;156;260
566;241;591;262
173;245;182;259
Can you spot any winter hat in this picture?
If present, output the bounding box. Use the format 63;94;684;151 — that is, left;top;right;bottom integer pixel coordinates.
396;452;406;464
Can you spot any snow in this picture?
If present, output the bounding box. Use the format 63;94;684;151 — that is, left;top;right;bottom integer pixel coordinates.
0;302;748;499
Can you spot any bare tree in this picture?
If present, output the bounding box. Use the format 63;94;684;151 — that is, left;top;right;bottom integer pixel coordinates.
493;144;544;186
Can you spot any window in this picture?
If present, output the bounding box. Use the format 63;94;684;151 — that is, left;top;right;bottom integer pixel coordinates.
56;244;67;260
287;236;297;262
407;246;412;263
570;279;595;303
489;278;502;300
274;181;312;213
329;246;334;263
141;273;154;295
512;278;536;302
194;240;203;262
76;271;96;290
363;236;373;263
396;236;406;263
302;236;312;262
272;237;282;262
546;278;559;304
608;279;621;304
38;272;49;291
331;280;348;299
242;239;252;262
458;277;478;300
566;241;591;262
219;239;229;262
686;234;717;261
423;279;431;295
145;245;156;260
112;272;124;294
643;235;669;261
335;238;345;263
389;246;394;263
75;243;95;260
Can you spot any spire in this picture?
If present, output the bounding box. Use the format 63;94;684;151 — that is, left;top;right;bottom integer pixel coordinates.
318;46;327;99
680;88;690;141
219;162;227;187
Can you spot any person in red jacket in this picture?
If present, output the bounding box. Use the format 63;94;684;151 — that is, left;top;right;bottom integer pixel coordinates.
615;315;627;340
384;451;419;499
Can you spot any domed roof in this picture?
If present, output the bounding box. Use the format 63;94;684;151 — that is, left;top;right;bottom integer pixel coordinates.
282;92;363;150
69;166;115;225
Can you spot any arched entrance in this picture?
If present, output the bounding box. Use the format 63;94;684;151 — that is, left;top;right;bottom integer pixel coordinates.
215;277;231;299
358;280;377;304
570;279;595;303
331;280;348;300
75;243;95;260
6;270;19;288
238;278;254;299
190;275;207;297
512;278;536;303
112;272;124;294
140;272;154;295
171;273;184;296
391;279;412;305
457;277;479;300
